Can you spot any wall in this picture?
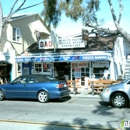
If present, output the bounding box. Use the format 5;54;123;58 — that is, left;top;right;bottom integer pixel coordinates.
113;36;130;79
1;14;50;55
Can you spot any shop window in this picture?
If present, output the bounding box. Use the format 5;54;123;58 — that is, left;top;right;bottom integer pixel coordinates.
34;63;52;74
81;67;89;76
35;63;42;73
93;68;104;79
43;63;51;72
13;27;21;42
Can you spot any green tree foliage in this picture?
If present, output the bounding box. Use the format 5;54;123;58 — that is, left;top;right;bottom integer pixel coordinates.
42;0;130;43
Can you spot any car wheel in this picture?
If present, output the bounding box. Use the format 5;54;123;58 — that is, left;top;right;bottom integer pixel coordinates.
0;90;4;101
111;93;128;108
38;91;49;103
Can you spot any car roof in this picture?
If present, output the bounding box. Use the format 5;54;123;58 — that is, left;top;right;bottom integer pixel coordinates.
22;74;58;82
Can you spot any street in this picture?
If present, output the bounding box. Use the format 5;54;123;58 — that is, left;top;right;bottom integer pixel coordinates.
0;96;129;130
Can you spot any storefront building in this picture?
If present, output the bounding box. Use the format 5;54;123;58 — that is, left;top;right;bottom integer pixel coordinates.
15;36;116;86
0;50;16;82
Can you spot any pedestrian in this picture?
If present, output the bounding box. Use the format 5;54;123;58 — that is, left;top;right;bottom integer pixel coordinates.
102;67;109;80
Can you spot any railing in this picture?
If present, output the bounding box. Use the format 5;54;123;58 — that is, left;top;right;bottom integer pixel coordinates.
88;79;121;95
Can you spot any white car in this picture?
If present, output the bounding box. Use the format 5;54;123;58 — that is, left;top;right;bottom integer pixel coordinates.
101;78;130;108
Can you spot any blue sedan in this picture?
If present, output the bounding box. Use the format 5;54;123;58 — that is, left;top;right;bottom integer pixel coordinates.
0;74;70;103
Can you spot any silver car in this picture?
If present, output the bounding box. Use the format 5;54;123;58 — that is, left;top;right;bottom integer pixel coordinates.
101;78;130;108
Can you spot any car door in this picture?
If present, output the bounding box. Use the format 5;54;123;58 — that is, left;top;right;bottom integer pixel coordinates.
26;76;40;98
5;76;28;98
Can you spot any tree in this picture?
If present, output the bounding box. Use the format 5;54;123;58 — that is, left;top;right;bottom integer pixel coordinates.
0;0;43;44
42;0;130;43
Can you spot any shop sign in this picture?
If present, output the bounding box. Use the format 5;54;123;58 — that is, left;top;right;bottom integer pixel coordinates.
39;37;85;50
78;62;88;67
59;56;71;61
74;72;81;78
75;67;80;72
80;55;108;60
16;57;53;62
72;63;77;67
58;38;85;48
39;39;53;49
16;55;110;63
93;61;108;67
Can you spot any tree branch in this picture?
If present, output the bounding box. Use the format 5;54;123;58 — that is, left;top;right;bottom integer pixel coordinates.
11;0;26;15
118;0;124;23
2;0;43;28
2;0;20;27
85;23;119;35
19;2;43;11
107;0;117;22
108;0;130;42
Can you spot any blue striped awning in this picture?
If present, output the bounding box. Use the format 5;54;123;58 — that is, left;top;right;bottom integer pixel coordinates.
16;54;111;63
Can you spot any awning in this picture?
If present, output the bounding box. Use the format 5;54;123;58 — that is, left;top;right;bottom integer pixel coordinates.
15;54;111;63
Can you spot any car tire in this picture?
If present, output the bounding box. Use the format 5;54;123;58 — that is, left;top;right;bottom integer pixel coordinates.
37;91;49;103
111;93;128;108
0;90;5;101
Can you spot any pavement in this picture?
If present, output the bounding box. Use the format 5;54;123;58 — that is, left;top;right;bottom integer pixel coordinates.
70;93;101;99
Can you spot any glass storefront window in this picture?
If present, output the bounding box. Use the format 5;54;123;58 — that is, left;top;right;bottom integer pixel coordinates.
34;63;52;74
35;63;42;73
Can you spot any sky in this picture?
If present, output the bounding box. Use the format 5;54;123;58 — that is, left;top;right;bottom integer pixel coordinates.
1;0;130;37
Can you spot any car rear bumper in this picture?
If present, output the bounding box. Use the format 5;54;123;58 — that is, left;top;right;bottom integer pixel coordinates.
60;90;70;98
49;90;70;99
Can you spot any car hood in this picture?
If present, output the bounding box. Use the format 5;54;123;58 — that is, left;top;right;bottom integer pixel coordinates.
106;82;124;89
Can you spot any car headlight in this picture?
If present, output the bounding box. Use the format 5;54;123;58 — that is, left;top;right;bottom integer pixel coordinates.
103;88;110;93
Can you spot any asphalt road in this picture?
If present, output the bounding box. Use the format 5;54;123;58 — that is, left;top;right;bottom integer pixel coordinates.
0;96;129;130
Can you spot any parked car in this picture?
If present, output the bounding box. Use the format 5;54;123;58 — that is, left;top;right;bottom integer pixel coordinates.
101;78;130;108
0;74;70;103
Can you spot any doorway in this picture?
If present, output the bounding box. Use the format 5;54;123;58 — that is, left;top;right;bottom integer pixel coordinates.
54;62;70;80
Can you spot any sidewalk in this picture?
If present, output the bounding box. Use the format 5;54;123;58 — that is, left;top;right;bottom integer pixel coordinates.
70;93;101;99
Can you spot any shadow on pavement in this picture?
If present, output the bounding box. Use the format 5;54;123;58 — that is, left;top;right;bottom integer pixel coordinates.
40;118;117;130
4;96;72;103
49;96;72;103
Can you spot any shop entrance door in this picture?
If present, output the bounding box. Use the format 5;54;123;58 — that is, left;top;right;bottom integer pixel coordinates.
81;67;89;86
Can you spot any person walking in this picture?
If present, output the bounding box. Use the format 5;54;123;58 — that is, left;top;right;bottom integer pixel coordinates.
102;67;109;80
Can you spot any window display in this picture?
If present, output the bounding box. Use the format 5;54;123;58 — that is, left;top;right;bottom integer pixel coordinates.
34;63;52;74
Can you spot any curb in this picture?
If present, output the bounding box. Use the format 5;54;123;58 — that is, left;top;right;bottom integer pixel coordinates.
0;119;118;130
70;94;101;99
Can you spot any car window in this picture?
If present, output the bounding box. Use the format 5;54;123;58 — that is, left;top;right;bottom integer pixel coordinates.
46;76;58;81
29;75;58;82
12;76;28;84
126;80;130;84
28;77;38;83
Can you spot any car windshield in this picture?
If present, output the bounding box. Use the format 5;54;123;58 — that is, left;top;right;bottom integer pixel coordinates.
121;78;130;83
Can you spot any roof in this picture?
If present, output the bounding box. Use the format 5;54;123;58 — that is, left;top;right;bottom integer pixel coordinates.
3;13;50;35
3;13;38;21
24;35;117;54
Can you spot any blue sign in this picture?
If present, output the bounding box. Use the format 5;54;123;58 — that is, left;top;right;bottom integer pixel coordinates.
79;55;109;61
16;55;110;63
16;57;53;62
